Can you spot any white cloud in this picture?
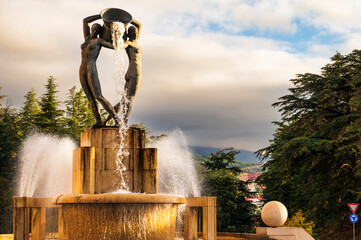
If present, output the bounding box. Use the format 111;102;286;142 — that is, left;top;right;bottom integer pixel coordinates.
296;0;361;33
140;33;325;91
339;33;361;54
233;0;297;33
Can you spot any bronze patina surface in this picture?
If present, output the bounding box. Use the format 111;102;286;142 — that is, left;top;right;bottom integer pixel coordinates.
80;8;142;127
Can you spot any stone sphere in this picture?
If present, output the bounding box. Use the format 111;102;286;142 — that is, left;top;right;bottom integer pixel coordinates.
261;201;288;227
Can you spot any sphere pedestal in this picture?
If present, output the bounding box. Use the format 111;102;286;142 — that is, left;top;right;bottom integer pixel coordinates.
261;201;288;227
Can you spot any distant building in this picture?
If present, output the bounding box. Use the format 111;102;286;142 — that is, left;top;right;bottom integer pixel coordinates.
239;173;261;182
245;196;263;208
239;172;263;208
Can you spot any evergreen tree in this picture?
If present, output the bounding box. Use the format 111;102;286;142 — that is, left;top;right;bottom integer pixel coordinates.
0;86;6;108
18;88;40;134
36;76;63;134
202;149;242;174
64;86;95;143
257;50;361;238
0;97;22;233
201;149;255;232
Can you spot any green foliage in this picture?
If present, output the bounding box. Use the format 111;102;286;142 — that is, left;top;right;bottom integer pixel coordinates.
201;149;255;232
203;169;255;232
0;78;97;232
0;176;14;234
284;210;315;236
0;105;22;181
36;76;64;134
0;98;22;233
18;88;40;134
64;86;95;143
0;86;6;108
193;154;208;163
257;50;361;237
236;161;258;168
202;149;242;175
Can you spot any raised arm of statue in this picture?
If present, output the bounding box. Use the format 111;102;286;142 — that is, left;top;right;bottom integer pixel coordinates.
130;19;141;41
100;39;114;50
83;14;102;39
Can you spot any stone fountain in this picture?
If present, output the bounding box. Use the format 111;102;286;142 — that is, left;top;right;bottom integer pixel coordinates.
53;128;186;240
52;8;186;240
12;8;217;240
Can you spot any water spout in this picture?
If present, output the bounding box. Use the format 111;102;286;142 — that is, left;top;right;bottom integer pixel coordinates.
17;132;75;197
151;129;201;197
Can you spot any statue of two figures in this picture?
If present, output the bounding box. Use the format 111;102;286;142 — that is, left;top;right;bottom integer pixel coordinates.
79;8;141;127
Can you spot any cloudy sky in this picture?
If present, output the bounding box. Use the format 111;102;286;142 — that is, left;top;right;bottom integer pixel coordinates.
1;0;361;151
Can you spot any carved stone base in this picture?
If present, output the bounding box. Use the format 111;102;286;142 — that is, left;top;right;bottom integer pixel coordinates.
72;127;157;194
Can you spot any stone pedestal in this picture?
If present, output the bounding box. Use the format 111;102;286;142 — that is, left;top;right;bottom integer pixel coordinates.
72;127;157;194
13;197;29;240
184;197;217;240
256;227;314;240
13;197;59;240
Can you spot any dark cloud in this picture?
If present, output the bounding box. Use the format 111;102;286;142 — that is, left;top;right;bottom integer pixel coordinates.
130;85;288;150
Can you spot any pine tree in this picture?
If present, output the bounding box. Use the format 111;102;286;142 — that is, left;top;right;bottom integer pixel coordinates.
257;50;361;238
0;86;6;109
64;86;95;143
18;88;40;134
0;97;22;233
36;76;63;134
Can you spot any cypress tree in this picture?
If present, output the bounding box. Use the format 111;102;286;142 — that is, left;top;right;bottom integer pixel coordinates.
36;76;63;134
0;92;22;233
18;88;40;134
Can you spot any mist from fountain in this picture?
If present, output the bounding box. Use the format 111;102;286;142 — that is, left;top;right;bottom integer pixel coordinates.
17;132;75;197
16;129;202;198
150;129;201;197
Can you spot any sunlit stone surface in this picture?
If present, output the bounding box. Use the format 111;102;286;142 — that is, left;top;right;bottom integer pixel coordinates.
54;194;186;240
261;201;288;227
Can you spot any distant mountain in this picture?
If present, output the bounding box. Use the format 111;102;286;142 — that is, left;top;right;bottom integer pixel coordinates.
189;146;268;164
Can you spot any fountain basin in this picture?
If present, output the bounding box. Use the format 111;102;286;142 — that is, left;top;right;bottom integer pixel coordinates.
54;193;186;240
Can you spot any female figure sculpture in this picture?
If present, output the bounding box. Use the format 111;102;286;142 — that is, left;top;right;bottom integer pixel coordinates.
79;14;121;127
123;19;142;123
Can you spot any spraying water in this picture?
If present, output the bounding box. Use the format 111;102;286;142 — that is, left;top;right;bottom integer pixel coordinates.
17;133;75;197
150;129;201;197
111;22;130;191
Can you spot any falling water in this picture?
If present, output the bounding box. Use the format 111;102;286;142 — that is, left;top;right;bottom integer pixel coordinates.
111;22;130;191
62;203;178;239
150;129;201;197
17;133;75;197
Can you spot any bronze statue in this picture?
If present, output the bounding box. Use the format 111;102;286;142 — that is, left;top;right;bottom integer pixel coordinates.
123;19;142;123
79;14;121;127
80;9;141;127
